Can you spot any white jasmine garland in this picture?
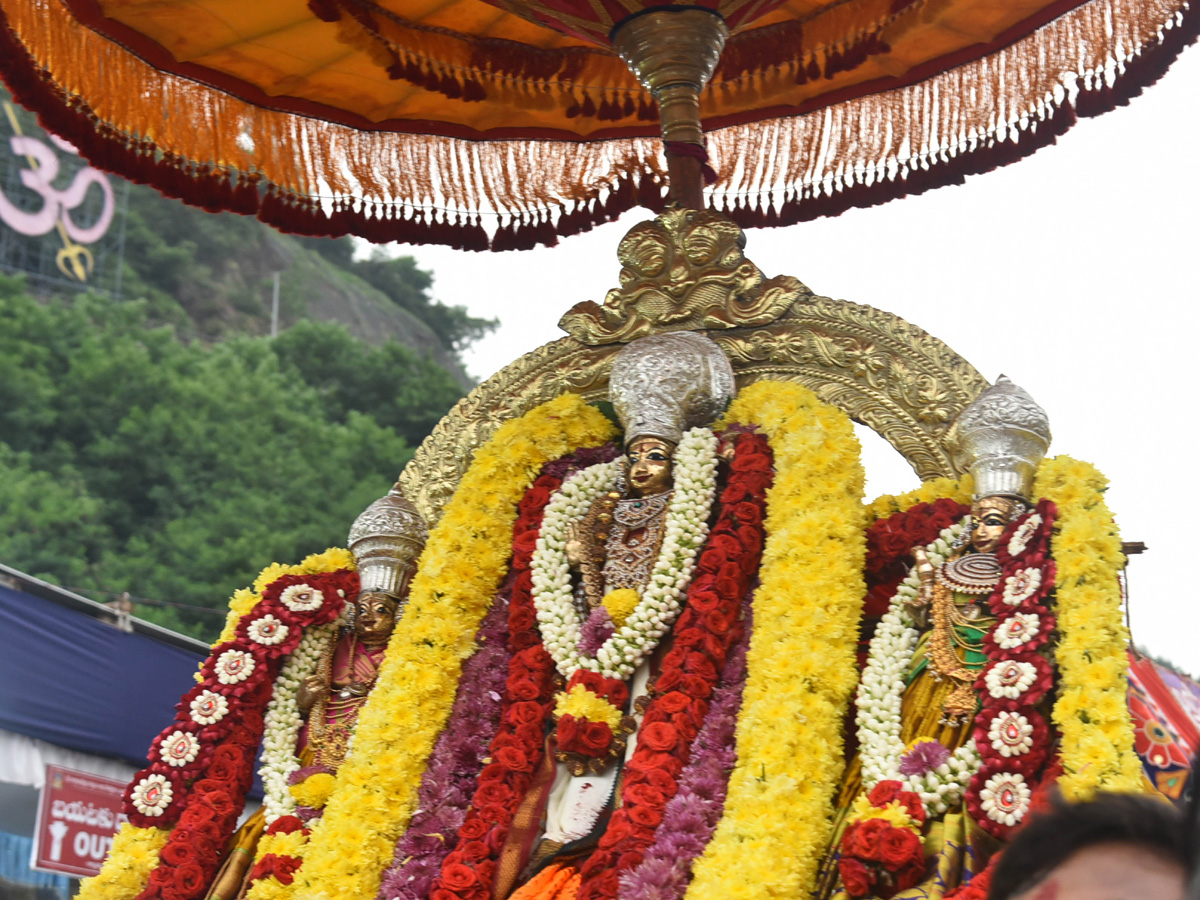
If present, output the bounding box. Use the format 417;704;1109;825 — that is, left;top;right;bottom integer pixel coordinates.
531;427;719;681
259;622;339;823
855;519;982;816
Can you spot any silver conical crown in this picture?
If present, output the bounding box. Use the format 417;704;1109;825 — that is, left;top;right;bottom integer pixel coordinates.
348;484;428;598
956;376;1052;501
609;332;735;445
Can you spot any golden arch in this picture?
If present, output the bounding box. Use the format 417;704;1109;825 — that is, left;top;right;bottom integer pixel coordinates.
398;210;987;525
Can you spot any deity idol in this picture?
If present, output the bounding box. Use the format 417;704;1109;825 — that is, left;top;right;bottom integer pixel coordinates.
381;331;745;900
206;486;427;900
821;378;1060;900
300;487;428;769
509;332;735;896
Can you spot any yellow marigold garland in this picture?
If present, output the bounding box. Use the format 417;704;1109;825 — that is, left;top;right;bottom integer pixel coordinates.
77;825;170;900
279;394;615;900
1034;455;1142;799
79;549;355;900
687;381;865;900
863;474;973;522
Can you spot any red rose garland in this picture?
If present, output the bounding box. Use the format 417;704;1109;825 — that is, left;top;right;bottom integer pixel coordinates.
123;569;355;900
247;815;308;886
573;430;773;900
863;499;970;617
837;780;928;899
429;467;566;900
966;500;1058;839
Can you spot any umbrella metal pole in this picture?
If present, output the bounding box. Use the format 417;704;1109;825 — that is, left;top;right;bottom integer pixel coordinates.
613;8;728;211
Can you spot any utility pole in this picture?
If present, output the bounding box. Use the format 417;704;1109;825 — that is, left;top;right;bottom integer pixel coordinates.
270;271;280;338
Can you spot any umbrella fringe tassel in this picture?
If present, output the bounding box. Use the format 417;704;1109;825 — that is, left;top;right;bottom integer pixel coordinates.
0;0;1193;250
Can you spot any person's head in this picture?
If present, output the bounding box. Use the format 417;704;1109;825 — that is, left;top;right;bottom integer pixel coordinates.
352;591;400;645
988;793;1186;900
969;495;1026;554
626;436;674;497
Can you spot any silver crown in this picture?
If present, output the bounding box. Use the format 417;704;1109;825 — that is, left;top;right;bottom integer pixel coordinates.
348;484;428;598
609;332;735;445
956;376;1051;501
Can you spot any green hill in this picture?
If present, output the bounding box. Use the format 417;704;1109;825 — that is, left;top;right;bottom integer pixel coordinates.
0;88;498;639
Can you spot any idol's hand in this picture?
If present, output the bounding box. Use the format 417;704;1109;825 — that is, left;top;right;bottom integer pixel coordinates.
297;674;329;715
565;520;585;569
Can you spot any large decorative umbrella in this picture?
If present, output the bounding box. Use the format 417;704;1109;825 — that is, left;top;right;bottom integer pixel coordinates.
0;0;1194;249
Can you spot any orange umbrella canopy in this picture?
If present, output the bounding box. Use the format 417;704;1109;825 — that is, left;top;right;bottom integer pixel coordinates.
0;0;1194;248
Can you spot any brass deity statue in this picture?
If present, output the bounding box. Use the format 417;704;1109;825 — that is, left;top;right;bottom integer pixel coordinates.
564;331;734;620
302;484;429;769
205;485;426;900
905;376;1051;727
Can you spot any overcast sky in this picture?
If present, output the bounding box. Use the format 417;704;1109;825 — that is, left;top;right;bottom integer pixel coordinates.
388;43;1200;671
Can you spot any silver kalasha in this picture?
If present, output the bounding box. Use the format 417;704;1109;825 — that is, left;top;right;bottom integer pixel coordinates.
348;485;428;598
609;332;735;445
956;376;1051;501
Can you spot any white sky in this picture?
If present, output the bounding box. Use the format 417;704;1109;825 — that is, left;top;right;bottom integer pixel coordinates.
387;43;1200;672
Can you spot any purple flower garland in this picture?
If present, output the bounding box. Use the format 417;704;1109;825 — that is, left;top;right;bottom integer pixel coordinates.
619;598;753;900
374;442;620;900
374;592;512;900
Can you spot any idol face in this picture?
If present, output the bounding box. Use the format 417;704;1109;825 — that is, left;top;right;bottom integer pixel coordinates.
354;592;399;644
969;496;1020;554
626;437;674;498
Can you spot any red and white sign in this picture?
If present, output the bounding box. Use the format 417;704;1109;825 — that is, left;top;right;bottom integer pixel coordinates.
31;765;127;877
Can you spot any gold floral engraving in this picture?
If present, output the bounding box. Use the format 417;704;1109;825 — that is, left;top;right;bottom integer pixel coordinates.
398;211;989;527
558;208;805;345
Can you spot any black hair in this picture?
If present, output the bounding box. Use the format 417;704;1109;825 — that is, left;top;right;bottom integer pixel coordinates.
988;792;1187;900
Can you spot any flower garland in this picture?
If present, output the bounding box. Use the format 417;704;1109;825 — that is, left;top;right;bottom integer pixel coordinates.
618;595;752;900
283;394;616;900
76;824;170;900
373;592;513;900
572;430;772;900
260;622;340;823
134;569;353;900
856;520;982;816
427;465;564;900
532;426;719;681
837;781;928;899
1033;456;1142;800
962;503;1057;838
863;476;973;523
862;498;969;618
77;555;354;900
685;381;866;900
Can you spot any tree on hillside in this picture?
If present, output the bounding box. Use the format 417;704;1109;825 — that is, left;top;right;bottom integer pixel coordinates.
298;237;497;351
0;275;452;639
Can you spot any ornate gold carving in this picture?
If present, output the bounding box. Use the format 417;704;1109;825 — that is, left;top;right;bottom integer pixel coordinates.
558;208;804;346
398;211;990;528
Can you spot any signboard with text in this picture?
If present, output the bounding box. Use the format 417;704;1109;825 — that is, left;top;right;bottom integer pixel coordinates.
31;765;127;877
